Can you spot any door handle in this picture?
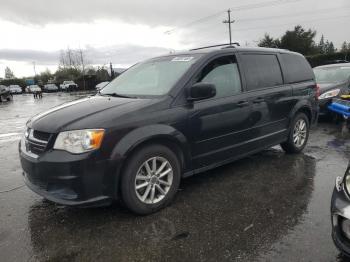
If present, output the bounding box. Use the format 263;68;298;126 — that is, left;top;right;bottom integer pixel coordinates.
253;98;265;104
237;101;249;107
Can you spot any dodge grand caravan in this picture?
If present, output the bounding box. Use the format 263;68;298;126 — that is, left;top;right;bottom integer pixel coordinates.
19;46;319;214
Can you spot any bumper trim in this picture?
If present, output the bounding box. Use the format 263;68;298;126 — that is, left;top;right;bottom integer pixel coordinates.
24;173;112;207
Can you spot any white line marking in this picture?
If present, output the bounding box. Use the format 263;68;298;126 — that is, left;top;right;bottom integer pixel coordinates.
0;133;22;138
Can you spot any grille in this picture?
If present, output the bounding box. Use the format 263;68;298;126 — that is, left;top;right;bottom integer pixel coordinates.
33;130;51;141
25;129;52;155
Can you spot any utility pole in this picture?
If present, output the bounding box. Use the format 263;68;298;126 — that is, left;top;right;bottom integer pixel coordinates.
79;48;86;91
33;61;37;76
110;62;114;80
223;9;234;45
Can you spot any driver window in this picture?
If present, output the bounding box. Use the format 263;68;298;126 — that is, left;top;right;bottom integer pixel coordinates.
197;56;242;98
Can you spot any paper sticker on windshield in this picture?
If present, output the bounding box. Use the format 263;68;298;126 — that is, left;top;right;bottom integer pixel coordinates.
171;57;194;62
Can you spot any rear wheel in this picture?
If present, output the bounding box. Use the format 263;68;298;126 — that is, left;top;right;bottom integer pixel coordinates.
121;144;181;215
281;112;310;154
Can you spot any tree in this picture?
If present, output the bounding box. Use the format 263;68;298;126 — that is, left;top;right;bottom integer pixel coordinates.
55;67;81;83
318;35;325;54
59;47;89;71
96;66;110;82
341;41;349;52
258;34;280;48
324;40;336;54
4;67;15;79
38;68;53;84
279;25;318;55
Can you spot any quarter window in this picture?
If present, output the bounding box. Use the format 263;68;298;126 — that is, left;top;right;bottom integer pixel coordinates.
241;54;283;91
197;56;242;98
280;53;314;84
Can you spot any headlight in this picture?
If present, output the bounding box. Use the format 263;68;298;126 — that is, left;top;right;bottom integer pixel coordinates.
319;89;340;100
53;129;105;154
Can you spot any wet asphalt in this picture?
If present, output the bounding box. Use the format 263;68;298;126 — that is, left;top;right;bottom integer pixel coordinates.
0;93;350;262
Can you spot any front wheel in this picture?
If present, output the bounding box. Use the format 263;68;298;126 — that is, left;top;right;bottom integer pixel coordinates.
281;113;310;154
121;144;181;215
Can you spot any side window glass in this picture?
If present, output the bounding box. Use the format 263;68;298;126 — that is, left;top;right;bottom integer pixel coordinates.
241;54;283;91
197;56;242;98
280;54;314;84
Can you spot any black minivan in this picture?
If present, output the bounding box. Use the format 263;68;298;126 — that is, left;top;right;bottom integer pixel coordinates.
19;46;319;214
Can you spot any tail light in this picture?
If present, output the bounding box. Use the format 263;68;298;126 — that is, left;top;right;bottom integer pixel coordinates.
315;84;320;100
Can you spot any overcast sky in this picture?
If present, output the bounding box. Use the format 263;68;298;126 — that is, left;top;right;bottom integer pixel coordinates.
0;0;349;78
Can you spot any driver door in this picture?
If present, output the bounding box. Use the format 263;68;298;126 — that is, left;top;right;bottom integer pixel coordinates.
188;55;253;169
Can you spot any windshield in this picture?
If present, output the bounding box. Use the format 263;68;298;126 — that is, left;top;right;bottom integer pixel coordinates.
314;66;350;83
100;55;200;97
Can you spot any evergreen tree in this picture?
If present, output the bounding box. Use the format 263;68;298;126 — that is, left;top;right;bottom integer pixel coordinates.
318;35;325;54
341;41;348;52
258;34;280;48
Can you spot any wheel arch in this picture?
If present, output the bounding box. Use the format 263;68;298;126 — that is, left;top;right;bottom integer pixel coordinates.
289;101;313;128
110;124;191;174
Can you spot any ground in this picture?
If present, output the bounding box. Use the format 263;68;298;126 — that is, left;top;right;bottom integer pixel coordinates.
0;93;350;262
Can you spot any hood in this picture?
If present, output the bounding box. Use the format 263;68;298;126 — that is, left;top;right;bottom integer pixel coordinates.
318;81;349;94
28;95;155;133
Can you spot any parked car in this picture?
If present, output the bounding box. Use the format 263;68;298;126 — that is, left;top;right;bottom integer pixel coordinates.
313;63;350;116
0;85;13;102
331;162;350;257
26;85;42;93
9;85;22;94
95;81;110;90
324;60;350;65
19;46;319;214
60;81;78;91
43;84;59;92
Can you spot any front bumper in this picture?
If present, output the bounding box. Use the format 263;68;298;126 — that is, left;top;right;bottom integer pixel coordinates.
19;141;121;207
331;182;350;257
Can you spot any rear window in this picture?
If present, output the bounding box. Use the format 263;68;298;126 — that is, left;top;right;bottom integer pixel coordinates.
280;53;314;84
240;54;283;91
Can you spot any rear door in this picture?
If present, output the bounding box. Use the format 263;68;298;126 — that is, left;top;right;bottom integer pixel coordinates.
238;52;294;146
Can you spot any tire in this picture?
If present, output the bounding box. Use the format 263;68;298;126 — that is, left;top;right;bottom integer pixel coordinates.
281;112;310;154
121;144;181;215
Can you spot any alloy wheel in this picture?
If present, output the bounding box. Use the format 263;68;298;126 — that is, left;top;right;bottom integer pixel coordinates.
134;156;173;204
293;119;307;148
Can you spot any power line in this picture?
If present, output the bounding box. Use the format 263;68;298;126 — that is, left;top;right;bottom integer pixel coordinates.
164;11;224;34
229;0;300;11
183;13;349;47
164;0;301;35
232;15;349;32
236;6;350;23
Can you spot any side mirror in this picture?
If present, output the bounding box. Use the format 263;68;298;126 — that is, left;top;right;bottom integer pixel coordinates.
188;82;216;101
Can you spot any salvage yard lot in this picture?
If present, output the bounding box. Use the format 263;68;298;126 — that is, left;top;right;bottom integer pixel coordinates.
0;94;350;261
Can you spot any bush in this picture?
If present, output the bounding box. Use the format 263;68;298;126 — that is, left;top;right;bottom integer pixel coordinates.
0;78;26;88
306;52;350;67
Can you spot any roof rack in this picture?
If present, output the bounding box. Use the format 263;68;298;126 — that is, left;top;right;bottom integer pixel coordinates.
189;43;240;51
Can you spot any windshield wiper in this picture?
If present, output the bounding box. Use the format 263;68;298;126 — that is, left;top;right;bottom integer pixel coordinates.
100;92;136;98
